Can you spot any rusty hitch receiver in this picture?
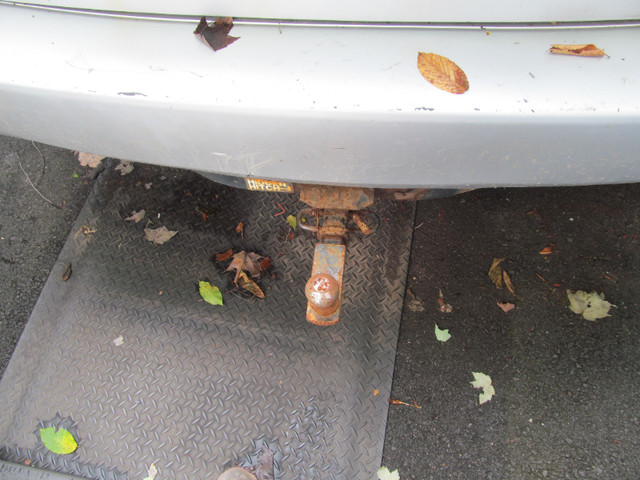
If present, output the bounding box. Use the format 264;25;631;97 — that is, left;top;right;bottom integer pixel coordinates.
297;185;379;326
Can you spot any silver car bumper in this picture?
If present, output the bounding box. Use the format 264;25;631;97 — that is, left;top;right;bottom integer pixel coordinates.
1;4;639;188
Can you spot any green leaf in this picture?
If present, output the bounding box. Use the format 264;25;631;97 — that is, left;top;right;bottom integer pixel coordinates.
143;463;158;480
434;323;451;342
286;214;297;230
377;466;400;480
40;427;78;455
470;372;495;405
199;281;223;306
566;289;615;321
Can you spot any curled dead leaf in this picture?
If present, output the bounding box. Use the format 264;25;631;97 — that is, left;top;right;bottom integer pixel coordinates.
226;251;263;283
503;270;516;295
489;258;516;294
437;289;453;313
417;52;469;94
62;264;72;281
488;258;505;289
539;246;553;255
194;16;239;52
237;270;265;298
550;44;605;57
235;222;244;234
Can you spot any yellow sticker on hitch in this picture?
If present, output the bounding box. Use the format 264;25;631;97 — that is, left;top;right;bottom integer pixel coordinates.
245;178;293;193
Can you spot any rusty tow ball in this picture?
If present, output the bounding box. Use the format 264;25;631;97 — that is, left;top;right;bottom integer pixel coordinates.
298;185;378;326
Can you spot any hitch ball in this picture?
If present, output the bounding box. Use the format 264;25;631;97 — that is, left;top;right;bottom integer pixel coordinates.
305;273;340;317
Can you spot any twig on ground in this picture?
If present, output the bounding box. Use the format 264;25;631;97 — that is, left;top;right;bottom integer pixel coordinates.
31;140;46;186
17;154;63;209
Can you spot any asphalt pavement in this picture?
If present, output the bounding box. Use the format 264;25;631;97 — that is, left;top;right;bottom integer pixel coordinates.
1;134;639;479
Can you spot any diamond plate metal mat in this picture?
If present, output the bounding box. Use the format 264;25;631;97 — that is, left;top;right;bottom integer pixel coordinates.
0;163;415;480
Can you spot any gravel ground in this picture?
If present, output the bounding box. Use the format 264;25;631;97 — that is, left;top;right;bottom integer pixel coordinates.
384;184;640;479
1;134;639;479
0;135;94;377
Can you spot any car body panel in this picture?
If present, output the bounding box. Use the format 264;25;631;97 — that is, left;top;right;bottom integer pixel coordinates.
1;3;639;188
9;0;640;23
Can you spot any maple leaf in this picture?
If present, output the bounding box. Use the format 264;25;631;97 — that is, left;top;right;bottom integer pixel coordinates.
417;52;469;94
567;290;615;321
76;152;104;168
226;251;263;283
125;209;145;223
194;16;239;52
550;44;605;57
144;226;178;244
470;372;495;405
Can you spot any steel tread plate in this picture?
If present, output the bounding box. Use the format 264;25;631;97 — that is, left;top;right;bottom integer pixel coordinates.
0;163;414;479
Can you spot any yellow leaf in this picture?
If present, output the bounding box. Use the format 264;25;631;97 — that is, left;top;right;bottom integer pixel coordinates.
417;52;469;94
549;44;605;57
237;271;265;298
488;258;505;289
503;270;516;295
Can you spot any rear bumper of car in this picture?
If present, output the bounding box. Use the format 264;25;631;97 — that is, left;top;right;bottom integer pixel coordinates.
1;4;639;188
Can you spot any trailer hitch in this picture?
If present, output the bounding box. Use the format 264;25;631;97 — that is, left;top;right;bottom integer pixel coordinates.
297;186;378;326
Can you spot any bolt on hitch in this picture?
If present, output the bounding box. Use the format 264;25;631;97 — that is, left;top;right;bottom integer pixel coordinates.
297;186;379;326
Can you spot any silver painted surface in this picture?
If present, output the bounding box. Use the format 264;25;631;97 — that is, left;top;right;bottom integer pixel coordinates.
5;0;640;22
0;5;639;188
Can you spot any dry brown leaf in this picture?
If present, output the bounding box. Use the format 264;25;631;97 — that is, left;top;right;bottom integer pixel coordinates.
503;270;516;295
235;222;244;234
489;258;505;289
437;289;453;313
417;52;469;94
77;152;104;168
144;226;178;245
124;209;145;223
237;270;265;298
115;160;134;176
62;264;72;281
550;44;605;57
216;248;234;261
539;246;553;255
497;302;515;313
259;257;272;271
226;251;262;283
389;399;422;409
194;16;239;52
